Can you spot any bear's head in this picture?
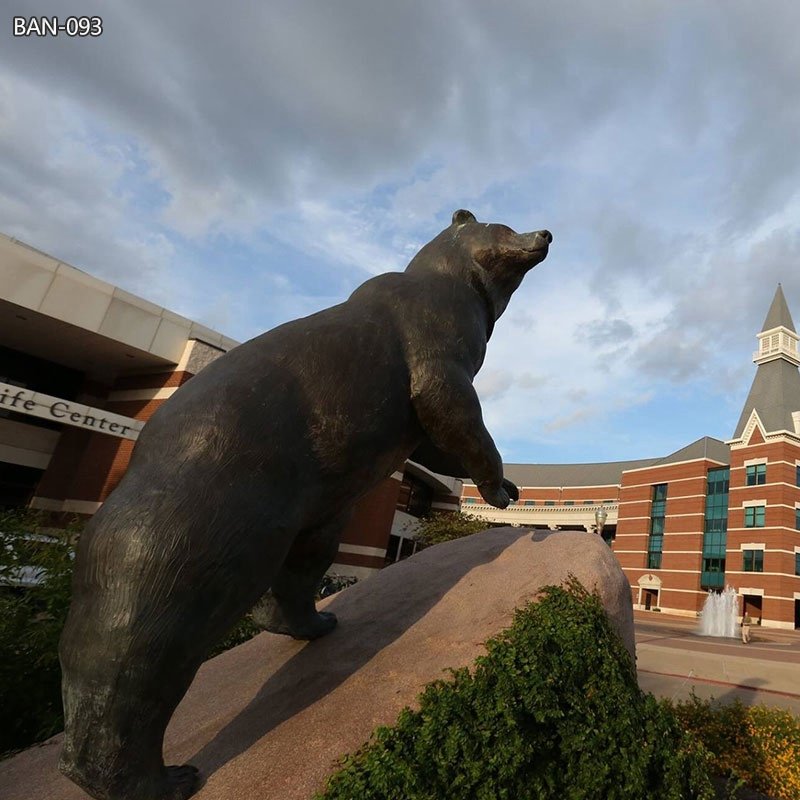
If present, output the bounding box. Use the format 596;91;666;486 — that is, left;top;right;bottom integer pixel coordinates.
405;210;552;331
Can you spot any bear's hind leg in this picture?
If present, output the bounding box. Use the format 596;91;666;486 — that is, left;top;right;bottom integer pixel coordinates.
253;512;349;640
59;753;198;800
59;656;206;800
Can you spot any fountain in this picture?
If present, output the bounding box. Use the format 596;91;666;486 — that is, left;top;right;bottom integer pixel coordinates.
698;586;740;638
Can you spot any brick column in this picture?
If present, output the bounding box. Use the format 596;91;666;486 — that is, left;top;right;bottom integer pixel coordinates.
31;340;227;514
333;470;405;576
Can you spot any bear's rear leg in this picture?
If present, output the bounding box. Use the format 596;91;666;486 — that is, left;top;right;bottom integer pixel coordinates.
60;639;207;800
253;513;348;639
59;750;199;800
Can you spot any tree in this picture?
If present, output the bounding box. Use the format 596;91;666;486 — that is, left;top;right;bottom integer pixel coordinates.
414;511;490;550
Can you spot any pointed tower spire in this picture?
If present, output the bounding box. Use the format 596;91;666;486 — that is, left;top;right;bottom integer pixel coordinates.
732;285;800;438
760;284;795;331
754;284;799;366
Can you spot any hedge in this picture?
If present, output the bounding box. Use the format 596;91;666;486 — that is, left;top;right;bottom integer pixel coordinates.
317;578;715;800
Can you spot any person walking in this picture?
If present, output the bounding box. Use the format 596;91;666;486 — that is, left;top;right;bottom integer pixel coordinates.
741;614;752;644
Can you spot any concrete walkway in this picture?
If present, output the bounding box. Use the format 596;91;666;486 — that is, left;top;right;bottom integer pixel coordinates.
633;610;800;713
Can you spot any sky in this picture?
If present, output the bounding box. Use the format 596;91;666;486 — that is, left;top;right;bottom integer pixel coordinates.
2;1;800;466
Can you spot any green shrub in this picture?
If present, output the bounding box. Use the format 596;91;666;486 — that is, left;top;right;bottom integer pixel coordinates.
0;509;81;757
318;572;358;599
317;578;714;800
207;614;264;658
414;511;490;549
670;696;800;800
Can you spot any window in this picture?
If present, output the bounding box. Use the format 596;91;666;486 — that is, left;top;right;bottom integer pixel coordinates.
464;498;476;504
585;500;594;505
744;506;765;527
524;500;535;506
743;549;764;572
796;464;800;487
796;507;800;530
647;539;662;569
385;534;417;564
701;557;725;589
702;467;729;589
746;464;766;485
647;484;667;569
545;500;555;506
405;478;433;516
564;501;574;506
795;552;800;576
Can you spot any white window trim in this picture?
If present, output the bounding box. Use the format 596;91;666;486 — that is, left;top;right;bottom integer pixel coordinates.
740;542;766;551
743;457;768;467
742;499;767;508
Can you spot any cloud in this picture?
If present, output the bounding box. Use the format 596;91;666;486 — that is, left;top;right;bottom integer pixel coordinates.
474;368;515;402
2;1;800;461
584;319;635;348
544;407;597;434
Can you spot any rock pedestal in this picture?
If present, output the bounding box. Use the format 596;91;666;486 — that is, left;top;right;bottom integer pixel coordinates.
0;527;634;800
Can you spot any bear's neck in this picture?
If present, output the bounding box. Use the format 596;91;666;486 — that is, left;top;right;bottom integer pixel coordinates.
466;272;496;340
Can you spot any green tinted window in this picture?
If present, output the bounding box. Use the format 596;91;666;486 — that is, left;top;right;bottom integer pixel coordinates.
746;464;766;485
647;484;667;568
744;506;765;527
743;549;764;572
702;468;729;588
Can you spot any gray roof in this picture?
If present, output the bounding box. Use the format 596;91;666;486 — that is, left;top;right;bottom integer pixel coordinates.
649;436;730;466
733;357;800;437
761;284;796;332
465;436;731;488
499;458;661;488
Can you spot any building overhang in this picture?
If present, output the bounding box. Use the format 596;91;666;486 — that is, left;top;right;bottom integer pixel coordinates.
1;298;178;375
0;234;238;377
404;460;460;494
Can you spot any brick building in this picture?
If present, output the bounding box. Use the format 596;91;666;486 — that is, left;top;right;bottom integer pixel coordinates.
462;285;800;630
0;234;460;579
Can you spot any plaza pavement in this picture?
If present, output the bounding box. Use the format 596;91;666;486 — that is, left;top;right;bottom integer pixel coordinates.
633;610;800;713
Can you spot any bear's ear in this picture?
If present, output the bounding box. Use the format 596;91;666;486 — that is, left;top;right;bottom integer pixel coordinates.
452;209;477;226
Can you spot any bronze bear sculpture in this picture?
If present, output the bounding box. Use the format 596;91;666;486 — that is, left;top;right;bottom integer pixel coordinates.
58;209;552;799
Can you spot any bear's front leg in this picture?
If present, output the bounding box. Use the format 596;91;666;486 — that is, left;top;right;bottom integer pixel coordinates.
477;477;520;508
410;360;517;508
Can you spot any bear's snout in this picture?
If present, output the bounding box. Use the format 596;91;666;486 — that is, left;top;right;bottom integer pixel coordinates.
537;230;553;244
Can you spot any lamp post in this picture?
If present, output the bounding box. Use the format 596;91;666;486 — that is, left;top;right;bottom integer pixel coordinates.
594;506;608;540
